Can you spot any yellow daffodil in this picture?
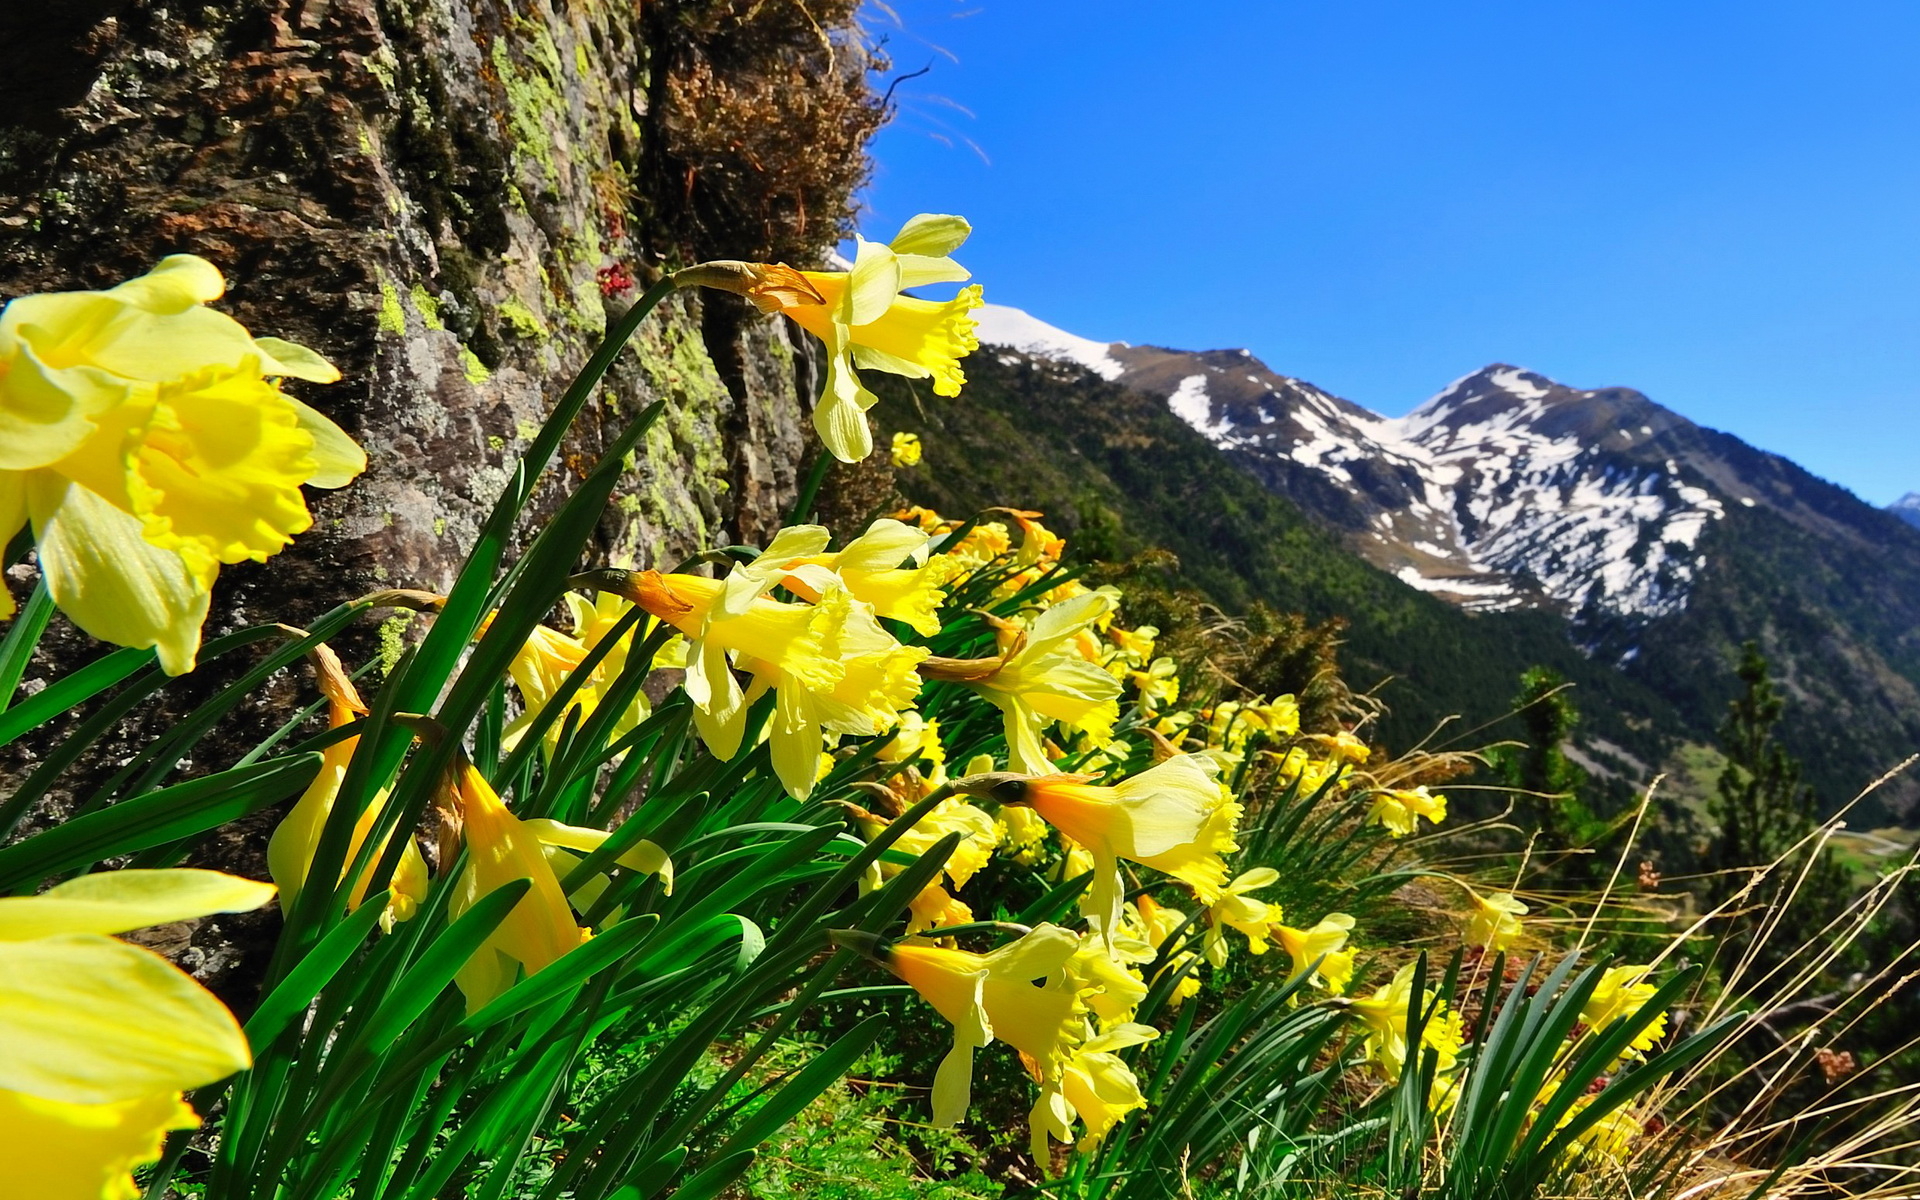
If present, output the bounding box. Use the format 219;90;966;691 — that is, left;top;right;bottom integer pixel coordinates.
0;868;275;1198
729;519;947;637
1135;894;1204;1004
499;592;654;752
679;215;982;462
1348;961;1464;1081
854;794;999;937
1269;745;1340;797
1034;1022;1158;1156
639;564;927;797
1534;1081;1643;1164
835;924;1082;1128
1069;932;1151;1028
521;817;674;920
1203;867;1285;967
1366;785;1448;837
937;591;1122;775
266;652;428;931
1464;888;1529;952
1105;624;1158;670
966;754;1239;939
757;586;926;799
878;711;947;776
1275;912;1357;994
599;568;924;799
996;802;1050;864
1127;657;1181;714
891;431;923;467
438;761;590;1012
0;255;364;673
1581;965;1667;1057
1310;730;1371;765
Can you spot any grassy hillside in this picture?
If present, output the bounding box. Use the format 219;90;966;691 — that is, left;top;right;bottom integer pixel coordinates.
874;353;1685;765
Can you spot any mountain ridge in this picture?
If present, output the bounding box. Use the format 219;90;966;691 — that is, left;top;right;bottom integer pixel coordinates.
955;303;1920;819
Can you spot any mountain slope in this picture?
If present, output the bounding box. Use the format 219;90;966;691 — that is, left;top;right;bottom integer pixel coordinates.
954;306;1920;819
872;345;1683;771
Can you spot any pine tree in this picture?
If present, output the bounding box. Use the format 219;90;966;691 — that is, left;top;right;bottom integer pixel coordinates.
1704;642;1853;944
1496;667;1604;881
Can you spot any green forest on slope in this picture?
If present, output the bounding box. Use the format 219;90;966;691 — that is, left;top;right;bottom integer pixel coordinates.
873;353;1685;773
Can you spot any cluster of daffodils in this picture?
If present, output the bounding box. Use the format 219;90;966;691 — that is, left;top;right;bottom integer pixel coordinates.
261;647;672;1015
0;256;364;674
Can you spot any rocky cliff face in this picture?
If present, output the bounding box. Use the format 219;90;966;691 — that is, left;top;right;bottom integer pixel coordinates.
0;0;879;987
0;1;883;648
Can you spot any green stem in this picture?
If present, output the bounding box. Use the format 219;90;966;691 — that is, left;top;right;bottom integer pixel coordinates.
788;449;834;526
0;579;54;715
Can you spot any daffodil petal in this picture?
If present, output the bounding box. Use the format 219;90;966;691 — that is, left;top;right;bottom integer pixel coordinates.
0;1086;199;1200
816;347;877;463
31;476;212;675
771;683;822;800
834;518;928;572
111;254;225;310
893;253;971;290
0;329;130;470
889;213;972;257
251;336;342;384
0;934;250;1104
281;395;365;488
0;870;275;942
843;238;903;327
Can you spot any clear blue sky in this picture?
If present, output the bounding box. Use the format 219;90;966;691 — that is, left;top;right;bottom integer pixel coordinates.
858;1;1920;507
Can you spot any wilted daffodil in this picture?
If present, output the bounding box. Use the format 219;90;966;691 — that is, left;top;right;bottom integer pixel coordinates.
1366;785;1448;837
267;649;428;932
832;924;1082;1129
1463;888;1529;952
1203;867;1285;967
0;868;274;1199
963;754;1239;940
1275;912;1357;994
677;214;982;462
0;255;364;673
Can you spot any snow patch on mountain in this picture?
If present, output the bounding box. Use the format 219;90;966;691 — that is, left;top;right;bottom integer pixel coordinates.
973;303;1126;381
1168;375;1234;440
1891;492;1920;530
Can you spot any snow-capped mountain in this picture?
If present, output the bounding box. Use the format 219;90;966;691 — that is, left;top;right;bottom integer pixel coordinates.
936;305;1920;817
1892;492;1920;530
972;304;1907;634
